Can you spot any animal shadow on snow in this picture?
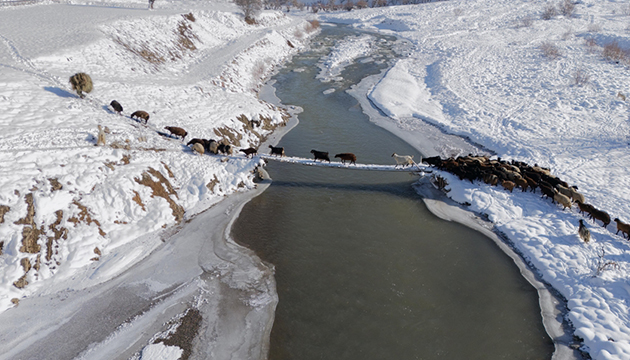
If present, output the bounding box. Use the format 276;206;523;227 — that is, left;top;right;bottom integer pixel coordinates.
102;104;119;114
44;86;77;98
84;133;98;145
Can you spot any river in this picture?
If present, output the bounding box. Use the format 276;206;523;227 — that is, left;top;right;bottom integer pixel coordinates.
233;25;555;360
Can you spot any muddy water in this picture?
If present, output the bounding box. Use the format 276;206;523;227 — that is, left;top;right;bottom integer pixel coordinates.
233;25;553;360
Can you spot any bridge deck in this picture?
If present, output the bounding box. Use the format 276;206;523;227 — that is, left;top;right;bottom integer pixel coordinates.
259;154;428;172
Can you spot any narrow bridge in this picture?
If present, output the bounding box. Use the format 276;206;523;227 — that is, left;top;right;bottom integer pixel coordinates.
259;154;428;173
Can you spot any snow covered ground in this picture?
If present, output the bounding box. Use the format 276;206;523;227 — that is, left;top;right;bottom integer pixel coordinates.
319;0;630;359
4;0;630;358
0;0;317;358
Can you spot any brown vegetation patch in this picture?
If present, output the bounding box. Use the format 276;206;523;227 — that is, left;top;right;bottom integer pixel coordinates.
214;126;243;146
13;257;32;289
0;241;4;256
134;168;184;223
13;275;28;289
48;178;63;192
157;308;202;360
541;41;561;59
46;210;67;262
0;205;9;224
174;19;199;55
115;37;166;65
91;247;101;261
68;200;106;237
306;19;320;32
14;193;42;254
115;15;199;67
603;41;627;63
132;190;147;211
121;154;131;165
34;254;41;272
182;12;195;22
11;298;18;306
237;114;262;140
161;162;175;178
206;175;220;193
110;141;132;150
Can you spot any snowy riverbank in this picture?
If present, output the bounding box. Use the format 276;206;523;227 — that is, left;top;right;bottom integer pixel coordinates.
319;1;630;359
0;0;317;357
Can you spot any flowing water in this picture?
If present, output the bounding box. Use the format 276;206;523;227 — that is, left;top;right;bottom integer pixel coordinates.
232;25;553;360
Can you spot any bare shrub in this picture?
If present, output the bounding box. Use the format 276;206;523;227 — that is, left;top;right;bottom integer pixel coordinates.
558;0;575;17
603;41;627;63
542;4;557;20
618;92;626;101
252;60;266;79
293;28;304;39
234;0;262;23
584;38;598;53
182;12;195;22
519;15;533;28
356;0;368;8
69;73;93;98
541;41;561;59
306;19;320;32
572;69;589;86
593;247;619;277
623;3;630;16
453;8;463;17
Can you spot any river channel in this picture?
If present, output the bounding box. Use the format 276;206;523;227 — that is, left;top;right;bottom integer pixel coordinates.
233;25;554;360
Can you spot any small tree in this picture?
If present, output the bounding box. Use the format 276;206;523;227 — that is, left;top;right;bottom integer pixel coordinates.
234;0;262;23
69;72;93;99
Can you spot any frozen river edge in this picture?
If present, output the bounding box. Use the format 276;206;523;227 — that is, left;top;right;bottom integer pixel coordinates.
346;70;579;360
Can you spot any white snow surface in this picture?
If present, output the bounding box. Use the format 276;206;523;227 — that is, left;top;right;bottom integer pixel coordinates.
0;0;316;329
139;343;182;360
320;1;630;359
316;32;375;82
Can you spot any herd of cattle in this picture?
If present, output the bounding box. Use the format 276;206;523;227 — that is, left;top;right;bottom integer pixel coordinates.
422;154;630;241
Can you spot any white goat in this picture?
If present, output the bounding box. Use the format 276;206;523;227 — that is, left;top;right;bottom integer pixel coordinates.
391;153;415;168
553;189;572;210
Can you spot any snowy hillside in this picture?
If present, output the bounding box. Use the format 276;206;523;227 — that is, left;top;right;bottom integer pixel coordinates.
320;0;630;359
0;0;317;316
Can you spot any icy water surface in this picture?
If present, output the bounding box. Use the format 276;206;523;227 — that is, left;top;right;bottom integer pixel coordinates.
233;25;553;360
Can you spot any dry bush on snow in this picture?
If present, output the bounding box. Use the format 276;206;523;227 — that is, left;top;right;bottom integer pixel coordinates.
603;41;628;63
356;0;368;8
558;0;575;17
69;72;93;98
593;247;620;277
252;60;267;79
584;38;598;53
306;19;320;32
234;0;262;24
542;4;557;20
519;15;533;28
541;41;561;59
572;69;589;86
